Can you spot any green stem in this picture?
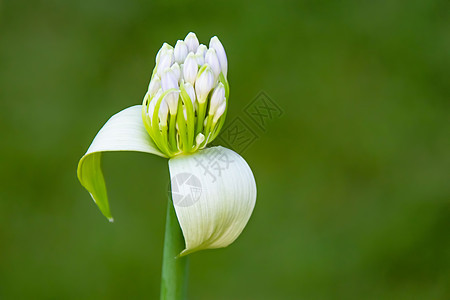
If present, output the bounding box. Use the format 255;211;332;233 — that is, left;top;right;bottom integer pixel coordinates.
160;195;189;300
195;102;207;136
168;113;178;152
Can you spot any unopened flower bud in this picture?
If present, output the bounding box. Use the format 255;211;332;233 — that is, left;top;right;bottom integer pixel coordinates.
171;63;181;82
209;36;227;77
148;75;160;98
205;48;221;80
155;43;173;63
161;68;180;114
195;133;205;145
183;82;196;106
183;53;198;85
213;102;226;123
157;49;174;77
195;65;215;103
209;82;225;115
159;97;169;126
196;44;207;57
174;40;188;64
184;32;199;53
195;44;207;66
148;89;163;122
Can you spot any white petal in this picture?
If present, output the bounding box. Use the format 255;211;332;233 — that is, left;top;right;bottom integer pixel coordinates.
168;146;257;255
77;105;165;220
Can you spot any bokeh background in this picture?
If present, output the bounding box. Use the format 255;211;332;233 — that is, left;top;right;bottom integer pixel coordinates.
1;0;449;299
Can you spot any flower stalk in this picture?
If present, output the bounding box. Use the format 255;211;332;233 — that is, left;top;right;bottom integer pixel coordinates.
160;194;189;300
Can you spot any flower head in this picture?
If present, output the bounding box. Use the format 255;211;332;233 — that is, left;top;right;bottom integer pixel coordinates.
143;33;229;157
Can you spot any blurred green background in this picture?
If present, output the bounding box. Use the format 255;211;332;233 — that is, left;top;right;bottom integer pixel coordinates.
1;0;449;299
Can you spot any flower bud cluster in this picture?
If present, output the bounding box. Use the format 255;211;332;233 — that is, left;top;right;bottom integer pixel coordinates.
142;32;229;157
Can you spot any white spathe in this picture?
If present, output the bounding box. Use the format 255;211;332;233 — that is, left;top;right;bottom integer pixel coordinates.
169;146;256;255
77;106;166;220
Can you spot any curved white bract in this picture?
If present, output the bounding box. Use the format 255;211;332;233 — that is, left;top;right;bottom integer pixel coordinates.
77;105;166;220
169;146;257;255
